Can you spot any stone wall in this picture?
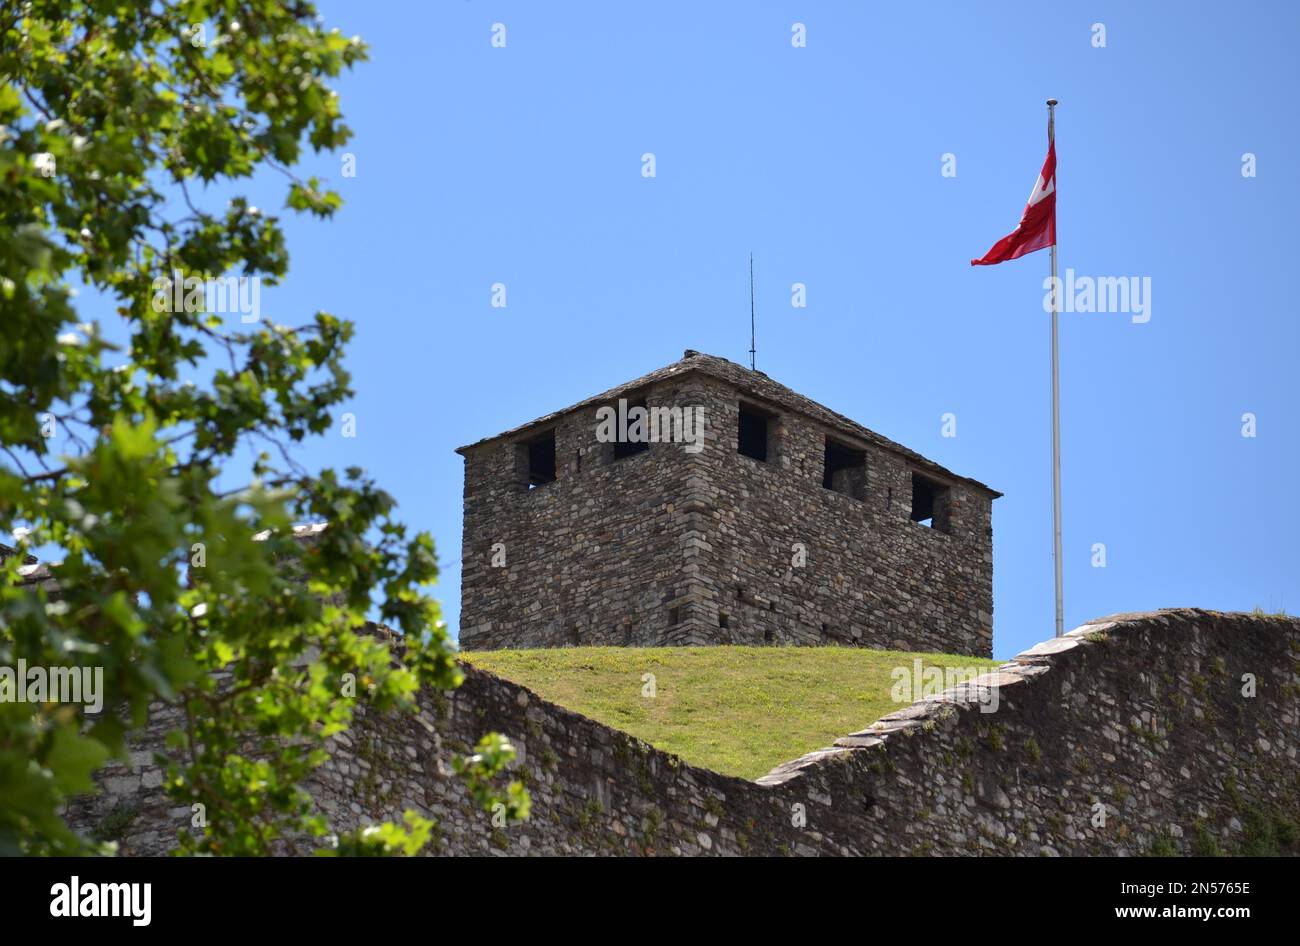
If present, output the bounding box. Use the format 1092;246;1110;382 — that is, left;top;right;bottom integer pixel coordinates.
458;376;700;650
682;373;994;656
459;352;997;656
72;609;1300;856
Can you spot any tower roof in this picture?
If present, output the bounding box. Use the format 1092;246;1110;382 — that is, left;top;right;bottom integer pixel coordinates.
455;349;1001;498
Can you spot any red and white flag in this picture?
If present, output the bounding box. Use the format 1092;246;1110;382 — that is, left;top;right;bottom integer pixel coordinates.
970;141;1056;266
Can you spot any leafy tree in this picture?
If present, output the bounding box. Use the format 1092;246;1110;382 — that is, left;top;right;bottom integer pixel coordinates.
0;0;526;855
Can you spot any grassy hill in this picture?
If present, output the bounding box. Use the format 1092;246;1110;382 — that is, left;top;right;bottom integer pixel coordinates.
461;646;998;780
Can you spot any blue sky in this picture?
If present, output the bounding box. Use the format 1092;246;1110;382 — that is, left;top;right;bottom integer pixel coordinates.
77;2;1300;660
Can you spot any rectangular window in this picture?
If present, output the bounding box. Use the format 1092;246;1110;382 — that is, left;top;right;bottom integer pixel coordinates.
823;437;866;500
613;398;650;460
737;404;770;462
526;430;556;488
910;472;951;532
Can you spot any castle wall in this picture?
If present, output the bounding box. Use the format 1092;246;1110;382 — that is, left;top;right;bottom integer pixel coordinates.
681;375;994;655
73;611;1300;857
460;372;994;656
458;375;706;649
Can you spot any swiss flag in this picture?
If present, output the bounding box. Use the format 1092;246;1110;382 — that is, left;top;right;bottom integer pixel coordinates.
971;141;1056;266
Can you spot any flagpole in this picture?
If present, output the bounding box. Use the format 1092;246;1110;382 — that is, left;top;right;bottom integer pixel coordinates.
1047;98;1063;638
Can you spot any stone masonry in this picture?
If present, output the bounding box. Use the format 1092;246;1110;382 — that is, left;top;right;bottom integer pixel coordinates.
458;350;1000;656
67;610;1300;856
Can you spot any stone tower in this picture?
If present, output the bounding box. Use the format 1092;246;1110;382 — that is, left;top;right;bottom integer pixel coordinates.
457;350;999;656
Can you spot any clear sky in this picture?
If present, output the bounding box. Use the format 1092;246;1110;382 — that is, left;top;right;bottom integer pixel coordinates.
89;2;1300;660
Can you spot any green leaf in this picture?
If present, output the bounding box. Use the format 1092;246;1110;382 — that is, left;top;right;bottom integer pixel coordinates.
46;728;110;795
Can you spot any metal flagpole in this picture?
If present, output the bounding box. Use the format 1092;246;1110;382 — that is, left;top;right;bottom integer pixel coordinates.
1047;98;1063;638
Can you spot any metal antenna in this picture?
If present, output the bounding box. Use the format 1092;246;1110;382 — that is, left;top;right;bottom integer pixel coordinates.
749;253;756;370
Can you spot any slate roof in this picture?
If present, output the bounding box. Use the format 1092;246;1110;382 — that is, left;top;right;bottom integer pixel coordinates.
455;349;1001;498
1;524;331;601
1;543;59;596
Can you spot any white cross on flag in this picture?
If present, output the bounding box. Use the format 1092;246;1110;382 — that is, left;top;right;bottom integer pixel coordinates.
971;141;1057;266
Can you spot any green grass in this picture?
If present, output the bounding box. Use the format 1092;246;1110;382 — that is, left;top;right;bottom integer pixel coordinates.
462;646;998;780
1252;606;1291;618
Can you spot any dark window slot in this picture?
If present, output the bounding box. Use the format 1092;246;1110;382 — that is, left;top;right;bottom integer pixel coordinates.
738;404;770;461
613;399;650;460
823;437;866;500
910;472;951;532
526;431;556;488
